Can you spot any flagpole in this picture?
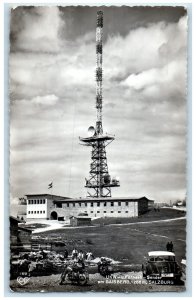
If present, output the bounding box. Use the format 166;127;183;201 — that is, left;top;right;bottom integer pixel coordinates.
48;181;53;201
51;181;53;200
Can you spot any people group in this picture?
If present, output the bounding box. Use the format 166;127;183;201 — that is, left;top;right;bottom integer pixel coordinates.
70;248;94;262
166;241;174;252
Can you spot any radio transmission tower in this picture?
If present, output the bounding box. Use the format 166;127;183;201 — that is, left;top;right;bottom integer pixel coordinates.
79;11;120;198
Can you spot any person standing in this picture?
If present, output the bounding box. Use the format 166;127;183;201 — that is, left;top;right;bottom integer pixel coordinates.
78;250;84;261
64;249;68;259
72;248;78;260
170;241;174;252
166;242;170;251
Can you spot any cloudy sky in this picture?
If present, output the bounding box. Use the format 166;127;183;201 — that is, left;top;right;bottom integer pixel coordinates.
9;6;187;204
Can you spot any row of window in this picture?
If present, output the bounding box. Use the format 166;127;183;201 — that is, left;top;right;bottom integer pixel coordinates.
28;199;46;204
65;201;130;208
28;200;132;207
28;211;46;214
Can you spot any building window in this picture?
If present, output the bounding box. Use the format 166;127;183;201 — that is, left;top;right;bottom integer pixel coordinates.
79;203;81;207
37;200;40;204
34;200;36;204
104;202;107;207
111;202;114;206
118;211;121;213
104;211;106;213
118;202;121;206
56;203;62;208
37;211;39;214
43;210;45;214
73;203;75;207
85;203;87;207
34;211;36;214
43;199;46;204
31;211;33;214
91;202;94;207
40;211;42;214
40;199;42;204
111;211;113;213
28;211;30;214
126;202;129;206
97;202;100;207
67;203;69;207
28;200;30;204
91;211;93;213
97;211;100;213
126;211;128;213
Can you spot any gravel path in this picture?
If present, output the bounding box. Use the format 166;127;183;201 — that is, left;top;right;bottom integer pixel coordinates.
32;216;186;234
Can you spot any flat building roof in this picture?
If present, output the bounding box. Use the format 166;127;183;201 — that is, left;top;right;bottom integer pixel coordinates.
26;194;154;203
53;196;154;203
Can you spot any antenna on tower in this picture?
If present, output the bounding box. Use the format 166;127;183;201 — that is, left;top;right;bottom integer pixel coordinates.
96;10;103;135
79;11;120;198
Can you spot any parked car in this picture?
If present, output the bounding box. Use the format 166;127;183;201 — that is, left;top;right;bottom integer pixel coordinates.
180;258;186;283
142;251;182;283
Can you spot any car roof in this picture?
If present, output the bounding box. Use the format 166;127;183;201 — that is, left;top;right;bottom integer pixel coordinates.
148;251;175;257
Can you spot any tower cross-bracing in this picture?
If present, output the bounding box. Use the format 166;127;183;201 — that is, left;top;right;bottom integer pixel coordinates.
79;11;120;198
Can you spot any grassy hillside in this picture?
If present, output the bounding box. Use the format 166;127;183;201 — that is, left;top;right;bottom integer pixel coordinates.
37;218;186;265
91;208;185;225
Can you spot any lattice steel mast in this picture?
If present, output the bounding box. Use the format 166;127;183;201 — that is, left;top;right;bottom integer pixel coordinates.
95;10;103;136
79;11;120;198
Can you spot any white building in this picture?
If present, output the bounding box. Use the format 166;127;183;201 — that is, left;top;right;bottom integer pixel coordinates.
26;194;154;221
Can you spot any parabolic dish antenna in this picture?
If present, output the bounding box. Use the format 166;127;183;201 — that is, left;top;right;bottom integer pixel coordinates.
88;126;96;137
112;176;120;182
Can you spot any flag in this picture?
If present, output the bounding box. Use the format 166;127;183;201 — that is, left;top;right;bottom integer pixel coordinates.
48;182;53;189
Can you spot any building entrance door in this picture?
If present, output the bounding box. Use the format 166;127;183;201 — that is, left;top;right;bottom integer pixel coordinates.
50;211;58;220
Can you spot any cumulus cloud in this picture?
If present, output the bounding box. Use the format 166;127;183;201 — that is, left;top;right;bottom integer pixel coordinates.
11;6;65;53
10;194;19;205
122;61;184;90
9;7;187;203
31;94;59;106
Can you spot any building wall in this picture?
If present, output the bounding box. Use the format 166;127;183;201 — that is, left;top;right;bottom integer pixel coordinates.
148;200;155;210
49;207;67;220
27;196;48;219
60;200;138;219
70;218;77;226
77;219;91;226
27;199;141;220
47;199;58;219
26;195;153;221
138;198;148;214
26;195;68;220
70;217;91;226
